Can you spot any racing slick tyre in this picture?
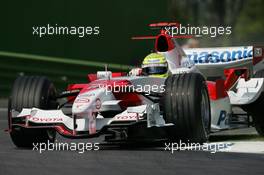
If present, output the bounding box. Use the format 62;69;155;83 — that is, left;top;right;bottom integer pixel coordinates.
9;76;58;148
163;73;211;143
243;70;264;136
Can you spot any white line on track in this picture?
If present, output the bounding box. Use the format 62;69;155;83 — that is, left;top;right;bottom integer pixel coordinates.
221;141;264;154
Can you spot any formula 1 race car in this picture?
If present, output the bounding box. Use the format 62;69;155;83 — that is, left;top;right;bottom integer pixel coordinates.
7;23;264;147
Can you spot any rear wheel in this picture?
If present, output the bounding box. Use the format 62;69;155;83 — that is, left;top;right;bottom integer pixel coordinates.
163;73;211;143
9;76;58;148
244;70;264;136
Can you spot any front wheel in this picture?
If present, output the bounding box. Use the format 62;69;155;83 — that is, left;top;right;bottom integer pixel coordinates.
9;76;58;148
162;73;211;143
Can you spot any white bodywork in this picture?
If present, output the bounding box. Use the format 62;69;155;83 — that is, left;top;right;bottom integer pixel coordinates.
228;78;264;105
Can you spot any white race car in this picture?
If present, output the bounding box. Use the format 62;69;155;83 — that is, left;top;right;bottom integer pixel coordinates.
7;23;264;147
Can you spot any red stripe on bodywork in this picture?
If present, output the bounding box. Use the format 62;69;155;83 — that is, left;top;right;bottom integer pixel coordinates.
87;72;126;82
55;125;74;136
207;80;227;100
224;68;248;90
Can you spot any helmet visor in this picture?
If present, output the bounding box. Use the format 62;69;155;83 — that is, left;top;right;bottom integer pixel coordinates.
142;66;167;75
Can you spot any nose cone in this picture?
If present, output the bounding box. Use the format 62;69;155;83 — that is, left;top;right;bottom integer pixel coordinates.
72;97;91;114
72;89;104;114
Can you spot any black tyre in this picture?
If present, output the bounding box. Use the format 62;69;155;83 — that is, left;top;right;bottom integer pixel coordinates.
243;70;264;136
9;76;58;148
163;73;211;143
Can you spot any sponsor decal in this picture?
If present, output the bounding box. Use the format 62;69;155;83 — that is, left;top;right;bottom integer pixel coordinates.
114;114;142;121
29;116;63;122
186;47;253;64
95;98;101;109
75;98;90;103
217;110;227;125
147;59;162;63
88;114;96;134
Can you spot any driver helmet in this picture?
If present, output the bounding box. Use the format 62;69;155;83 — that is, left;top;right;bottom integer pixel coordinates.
142;53;168;78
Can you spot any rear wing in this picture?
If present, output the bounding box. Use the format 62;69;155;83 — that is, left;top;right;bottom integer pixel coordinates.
131;22;193;40
184;46;264;77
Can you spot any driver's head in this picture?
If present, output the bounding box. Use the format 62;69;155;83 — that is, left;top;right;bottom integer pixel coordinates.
142;53;168;78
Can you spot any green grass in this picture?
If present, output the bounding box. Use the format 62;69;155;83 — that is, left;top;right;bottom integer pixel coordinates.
0;51;131;97
0;51;133;70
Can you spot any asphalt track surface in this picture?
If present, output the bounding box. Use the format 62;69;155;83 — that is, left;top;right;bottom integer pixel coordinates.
0;100;264;175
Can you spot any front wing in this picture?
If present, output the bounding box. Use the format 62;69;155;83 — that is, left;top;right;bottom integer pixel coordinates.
9;104;166;138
